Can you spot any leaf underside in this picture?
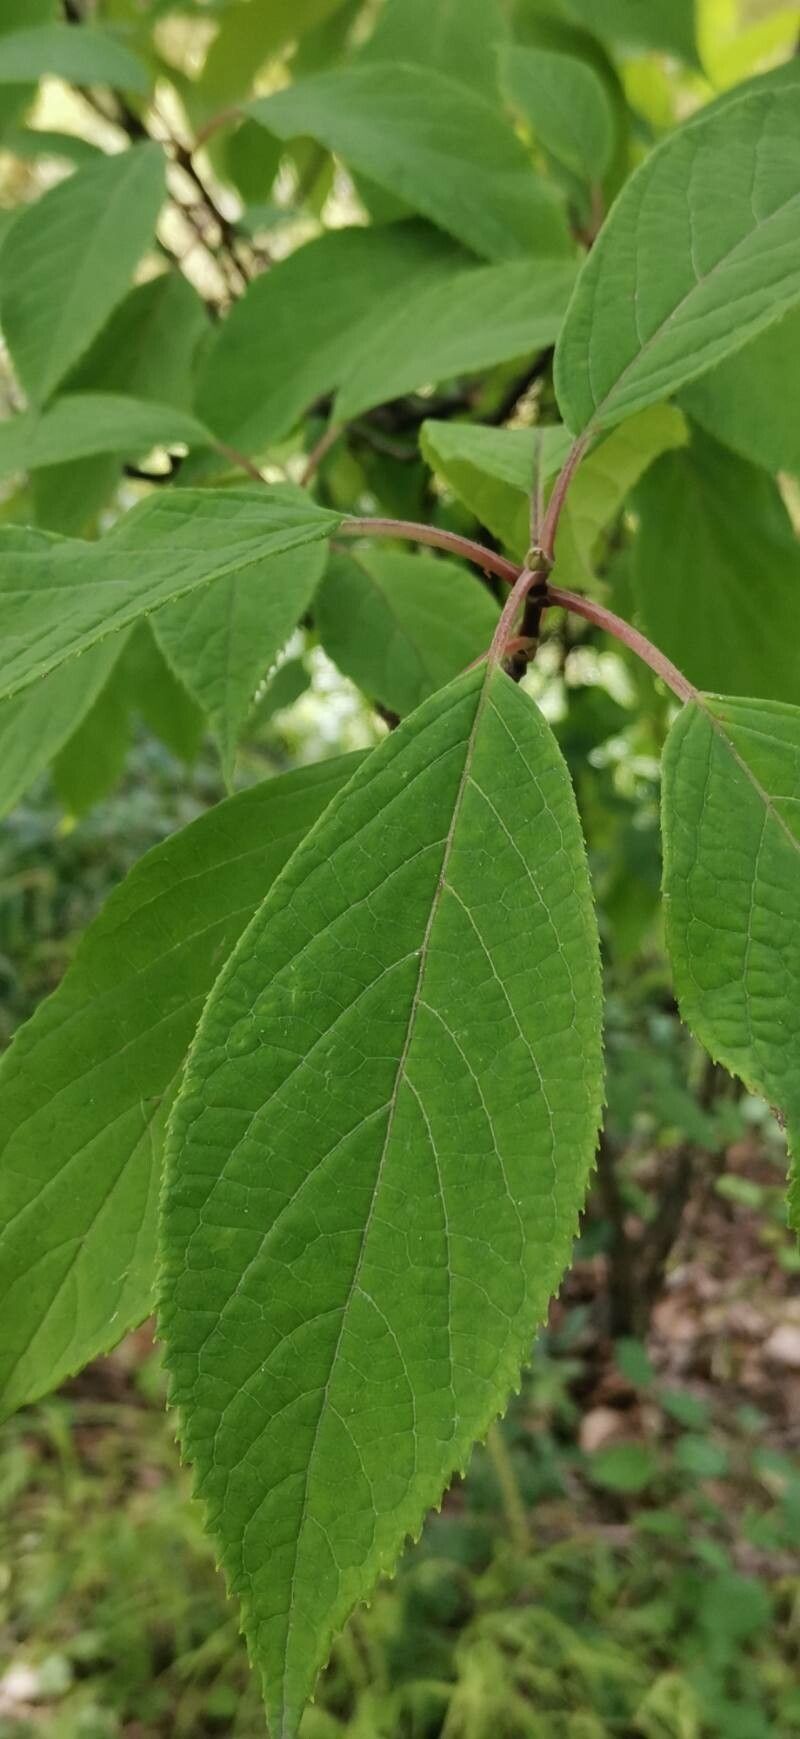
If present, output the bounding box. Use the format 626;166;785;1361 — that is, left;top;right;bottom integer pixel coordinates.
159;663;604;1736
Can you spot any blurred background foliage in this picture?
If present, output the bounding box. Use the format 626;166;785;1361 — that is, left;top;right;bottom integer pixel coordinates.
1;0;800;1733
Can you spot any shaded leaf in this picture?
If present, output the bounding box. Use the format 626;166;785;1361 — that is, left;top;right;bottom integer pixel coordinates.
119;622;205;764
334;258;577;422
195;0;348;116
154;541;328;783
0;23;150;92
53;655;132;818
0;531;126;818
0;488;338;702
247;64;572;260
661;695;800;1227
555;87;800;436
0;394;213;481
0;144;166;406
248;658;310;732
0;754;362;1420
680;305;800;478
160;663;603;1736
197;222;468;454
67;272;209;410
498;43;614;184
360;0;510;97
564;0;699;65
633;428;800;703
315;549;499;715
421;406;686;584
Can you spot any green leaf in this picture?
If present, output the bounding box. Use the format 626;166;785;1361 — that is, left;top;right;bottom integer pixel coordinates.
0;24;150;92
633;428;800;703
66;272;209;409
680;305;800;478
0;754;361;1420
153;541;328;783
159;663;603;1735
0;532;126;818
0;144;166;407
661;695;800;1228
0;394;213;481
315;549;499;715
421;419;572;554
498;43;614;184
119;622;205;764
195;0;348;115
2;127;102;168
247;64;572;260
588;1443;659;1494
0;488;338;703
197;222;468;454
361;0;510;97
248;658;310;733
421;405;686;583
567;0;698;63
334;258;577;423
53;651;132;817
555;87;800;436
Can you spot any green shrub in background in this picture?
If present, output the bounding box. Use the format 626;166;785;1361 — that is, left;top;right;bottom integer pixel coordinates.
0;1;799;1731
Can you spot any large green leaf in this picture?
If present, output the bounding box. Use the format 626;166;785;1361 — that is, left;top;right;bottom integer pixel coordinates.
0;394;212;481
0;755;361;1420
662;695;800;1227
315;549;499;715
564;0;699;64
247;64;572;260
153;542;328;783
633;429;800;703
421;406;686;581
555;87;800;436
197;222;468;454
360;0;510;97
0;144;166;407
0;24;150;91
159;663;603;1736
680;305;800;478
334;258;577;422
0;488;338;702
498;43;614;184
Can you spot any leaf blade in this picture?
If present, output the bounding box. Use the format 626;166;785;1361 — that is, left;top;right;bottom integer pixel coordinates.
0;144;166;406
0;488;338;702
335;258;577;423
0;755;362;1420
555;87;800;435
159;665;603;1735
247;63;572;260
662;695;800;1227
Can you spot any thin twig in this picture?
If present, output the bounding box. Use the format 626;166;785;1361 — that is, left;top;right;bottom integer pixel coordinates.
302;423;342;485
213;440;266;484
540;432;592;563
339;517;520;585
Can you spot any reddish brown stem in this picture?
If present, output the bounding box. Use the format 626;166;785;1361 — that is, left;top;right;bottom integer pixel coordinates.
547;586;698;704
340;517;520;585
539;433;591;563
